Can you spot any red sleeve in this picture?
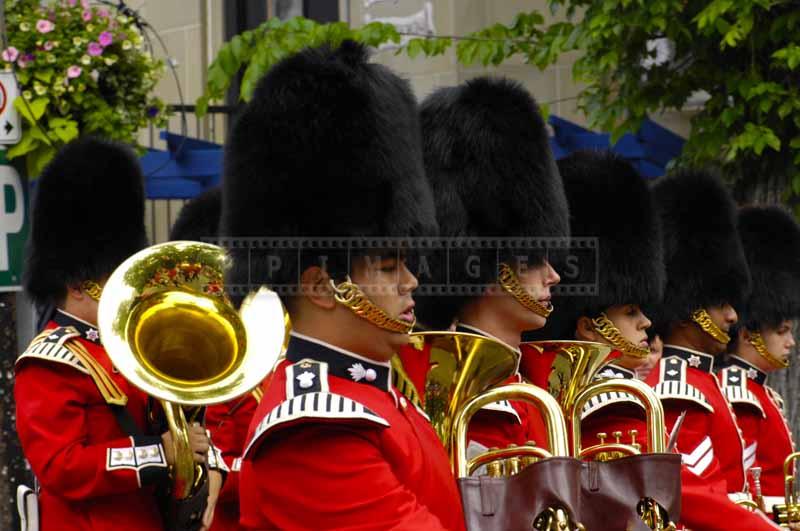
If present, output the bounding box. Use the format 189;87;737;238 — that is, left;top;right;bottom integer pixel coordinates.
14;361;169;500
732;403;762;472
663;402;724;482
680;466;781;530
206;395;257;504
241;424;452;530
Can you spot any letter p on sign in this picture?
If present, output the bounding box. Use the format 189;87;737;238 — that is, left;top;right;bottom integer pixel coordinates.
0;166;23;271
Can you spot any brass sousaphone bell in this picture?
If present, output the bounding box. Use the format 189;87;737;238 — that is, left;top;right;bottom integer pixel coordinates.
98;241;287;498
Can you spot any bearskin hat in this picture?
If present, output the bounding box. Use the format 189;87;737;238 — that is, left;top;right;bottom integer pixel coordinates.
540;150;665;339
415;76;570;330
737;205;800;329
169;187;221;242
650;168;750;332
220;41;437;296
24;137;147;307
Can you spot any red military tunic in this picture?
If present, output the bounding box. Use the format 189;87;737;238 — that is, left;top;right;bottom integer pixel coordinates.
645;345;747;494
239;332;466;530
719;356;796;512
582;360;780;529
14;311;169;531
205;388;262;530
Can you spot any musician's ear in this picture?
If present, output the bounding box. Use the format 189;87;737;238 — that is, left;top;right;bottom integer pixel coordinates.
575;316;597;342
300;266;336;310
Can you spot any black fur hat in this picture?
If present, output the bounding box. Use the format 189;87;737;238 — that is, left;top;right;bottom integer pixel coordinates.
737;205;800;329
650;168;750;331
415;76;569;329
220;41;437;295
24;137;147;307
169;187;221;242
542;150;665;339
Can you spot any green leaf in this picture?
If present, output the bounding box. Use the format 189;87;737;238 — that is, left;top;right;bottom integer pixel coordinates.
26;144;58;180
5;133;39;159
195;95;209;118
14;97;49;125
33;68;54;83
406;39;424;59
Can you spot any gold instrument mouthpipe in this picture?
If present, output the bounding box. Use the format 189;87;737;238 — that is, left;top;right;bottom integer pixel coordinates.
570;378;666;457
451;382;569;478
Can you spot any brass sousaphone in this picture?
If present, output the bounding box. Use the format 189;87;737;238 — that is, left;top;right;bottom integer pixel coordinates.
98;241;287;498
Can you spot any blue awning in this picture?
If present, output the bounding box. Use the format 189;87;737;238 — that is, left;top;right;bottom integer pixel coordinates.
142;116;686;200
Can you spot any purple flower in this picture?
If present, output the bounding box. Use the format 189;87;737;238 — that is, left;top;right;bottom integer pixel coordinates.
98;31;113;47
87;42;103;56
82;9;92;21
67;65;82;78
1;47;19;62
36;19;55;33
146;106;159;118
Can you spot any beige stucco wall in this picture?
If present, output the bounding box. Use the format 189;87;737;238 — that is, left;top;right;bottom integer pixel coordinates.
141;0;693;138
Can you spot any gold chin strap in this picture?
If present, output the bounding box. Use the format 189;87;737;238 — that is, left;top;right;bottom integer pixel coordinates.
591;313;650;359
497;263;552;318
748;331;788;369
81;280;103;302
691;309;731;345
330;277;415;334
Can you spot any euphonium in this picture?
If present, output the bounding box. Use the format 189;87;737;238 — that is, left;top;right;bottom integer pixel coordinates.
773;452;800;526
407;330;520;457
523;340;666;458
98;241;287;498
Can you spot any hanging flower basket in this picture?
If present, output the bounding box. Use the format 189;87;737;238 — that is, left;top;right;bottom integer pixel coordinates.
1;0;168;177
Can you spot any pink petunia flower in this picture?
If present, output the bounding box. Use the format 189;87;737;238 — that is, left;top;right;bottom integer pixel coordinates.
82;10;92;21
44;41;54;51
67;0;77;6
67;65;82;78
98;31;113;47
36;19;55;33
97;8;109;18
81;0;90;8
87;42;103;56
1;47;19;62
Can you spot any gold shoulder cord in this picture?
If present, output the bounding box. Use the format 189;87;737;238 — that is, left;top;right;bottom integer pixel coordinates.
497;263;552;318
66;340;128;406
748;331;788;369
390;355;423;408
250;387;264;403
691;309;731;344
591;313;650;359
330;277;415;333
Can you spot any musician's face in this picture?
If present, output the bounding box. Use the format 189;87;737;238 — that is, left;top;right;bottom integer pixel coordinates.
513;260;560;330
701;303;738;354
604;304;652;368
758;320;797;370
348;254;418;358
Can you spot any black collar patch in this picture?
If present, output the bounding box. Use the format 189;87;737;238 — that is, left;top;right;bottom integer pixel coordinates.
286;334;392;393
53;310;101;345
726;356;767;385
663;345;715;374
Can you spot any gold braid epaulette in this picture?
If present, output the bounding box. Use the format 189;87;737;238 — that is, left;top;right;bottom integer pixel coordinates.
18;326;127;406
65;340;128;406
